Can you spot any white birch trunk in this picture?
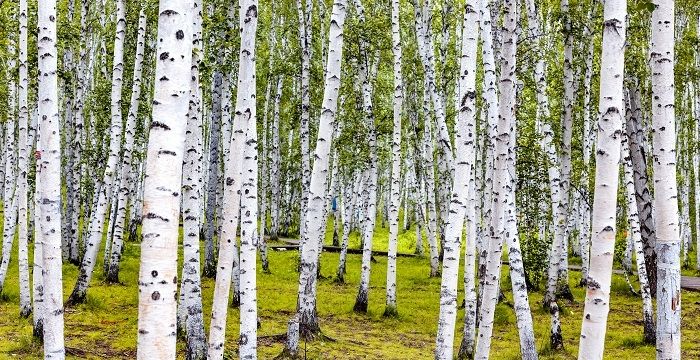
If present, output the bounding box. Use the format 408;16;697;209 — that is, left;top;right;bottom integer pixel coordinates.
37;0;66;355
106;9;147;283
177;1;207;357
295;0;347;337
385;0;403;316
17;0;31;318
434;4;478;358
650;0;681;356
136;1;193;358
238;5;259;359
208;2;258;357
68;0;126;304
577;0;626;355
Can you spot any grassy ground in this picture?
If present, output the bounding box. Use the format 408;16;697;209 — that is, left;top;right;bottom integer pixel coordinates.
0;220;699;359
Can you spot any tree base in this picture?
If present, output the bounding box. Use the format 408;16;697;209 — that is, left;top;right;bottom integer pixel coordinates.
456;337;474;360
556;284;575;302
382;305;399;318
105;269;121;284
19;305;32;318
33;320;44;341
353;293;368;313
66;288;87;306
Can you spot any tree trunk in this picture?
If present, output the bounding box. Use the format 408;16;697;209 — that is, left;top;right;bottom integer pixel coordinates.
106;9;147;283
294;0;347;338
625;78;657;297
136;2;193;358
16;0;31;318
650;0;681;356
178;1;207;358
435;4;478;358
622;123;656;345
577;0;626;355
237;5;260;359
37;0;66;354
68;0;126;304
384;0;403;317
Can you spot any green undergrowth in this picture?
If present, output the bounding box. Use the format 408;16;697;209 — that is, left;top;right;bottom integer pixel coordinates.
0;221;699;359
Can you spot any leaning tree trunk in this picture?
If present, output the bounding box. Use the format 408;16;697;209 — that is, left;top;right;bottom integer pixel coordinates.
294;0;348;339
577;0;626;356
37;0;66;355
621;125;656;345
435;4;478;359
384;0;403;317
650;0;681;356
625;78;658;296
106;8;147;283
135;1;193;358
68;0;126;304
208;1;258;357
176;1;207;358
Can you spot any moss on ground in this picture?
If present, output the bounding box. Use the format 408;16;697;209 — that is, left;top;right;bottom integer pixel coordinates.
0;220;699;359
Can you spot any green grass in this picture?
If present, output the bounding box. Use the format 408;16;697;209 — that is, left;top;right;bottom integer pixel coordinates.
0;220;699;359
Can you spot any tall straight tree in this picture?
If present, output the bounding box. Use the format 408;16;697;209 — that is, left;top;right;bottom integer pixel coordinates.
136;1;193;358
208;0;259;357
435;3;478;358
650;0;681;356
17;0;31;318
384;0;403;317
68;0;127;304
177;0;207;358
577;0;626;355
37;0;66;356
295;0;348;338
236;0;259;358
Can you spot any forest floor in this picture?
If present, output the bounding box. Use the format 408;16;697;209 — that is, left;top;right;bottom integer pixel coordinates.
1;221;700;359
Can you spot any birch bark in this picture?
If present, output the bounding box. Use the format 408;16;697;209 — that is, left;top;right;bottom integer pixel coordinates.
577;0;626;355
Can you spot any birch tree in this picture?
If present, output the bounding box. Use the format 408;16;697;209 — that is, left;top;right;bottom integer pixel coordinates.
577;0;626;355
17;0;31;318
37;0;66;355
384;0;403;317
236;1;259;358
136;1;193;358
435;3;477;358
68;0;127;304
177;0;207;357
295;0;348;337
650;0;681;356
106;9;147;283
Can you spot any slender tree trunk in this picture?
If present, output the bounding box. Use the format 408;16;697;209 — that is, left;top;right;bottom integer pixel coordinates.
237;4;259;358
106;9;147;283
435;4;478;358
177;1;207;358
294;0;347;338
577;0;626;355
204;60;223;279
270;77;282;241
624;79;657;296
384;0;403;317
622;124;656;345
0;54;18;294
16;0;31;318
136;1;193;358
68;0;126;304
37;0;66;355
650;0;681;356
